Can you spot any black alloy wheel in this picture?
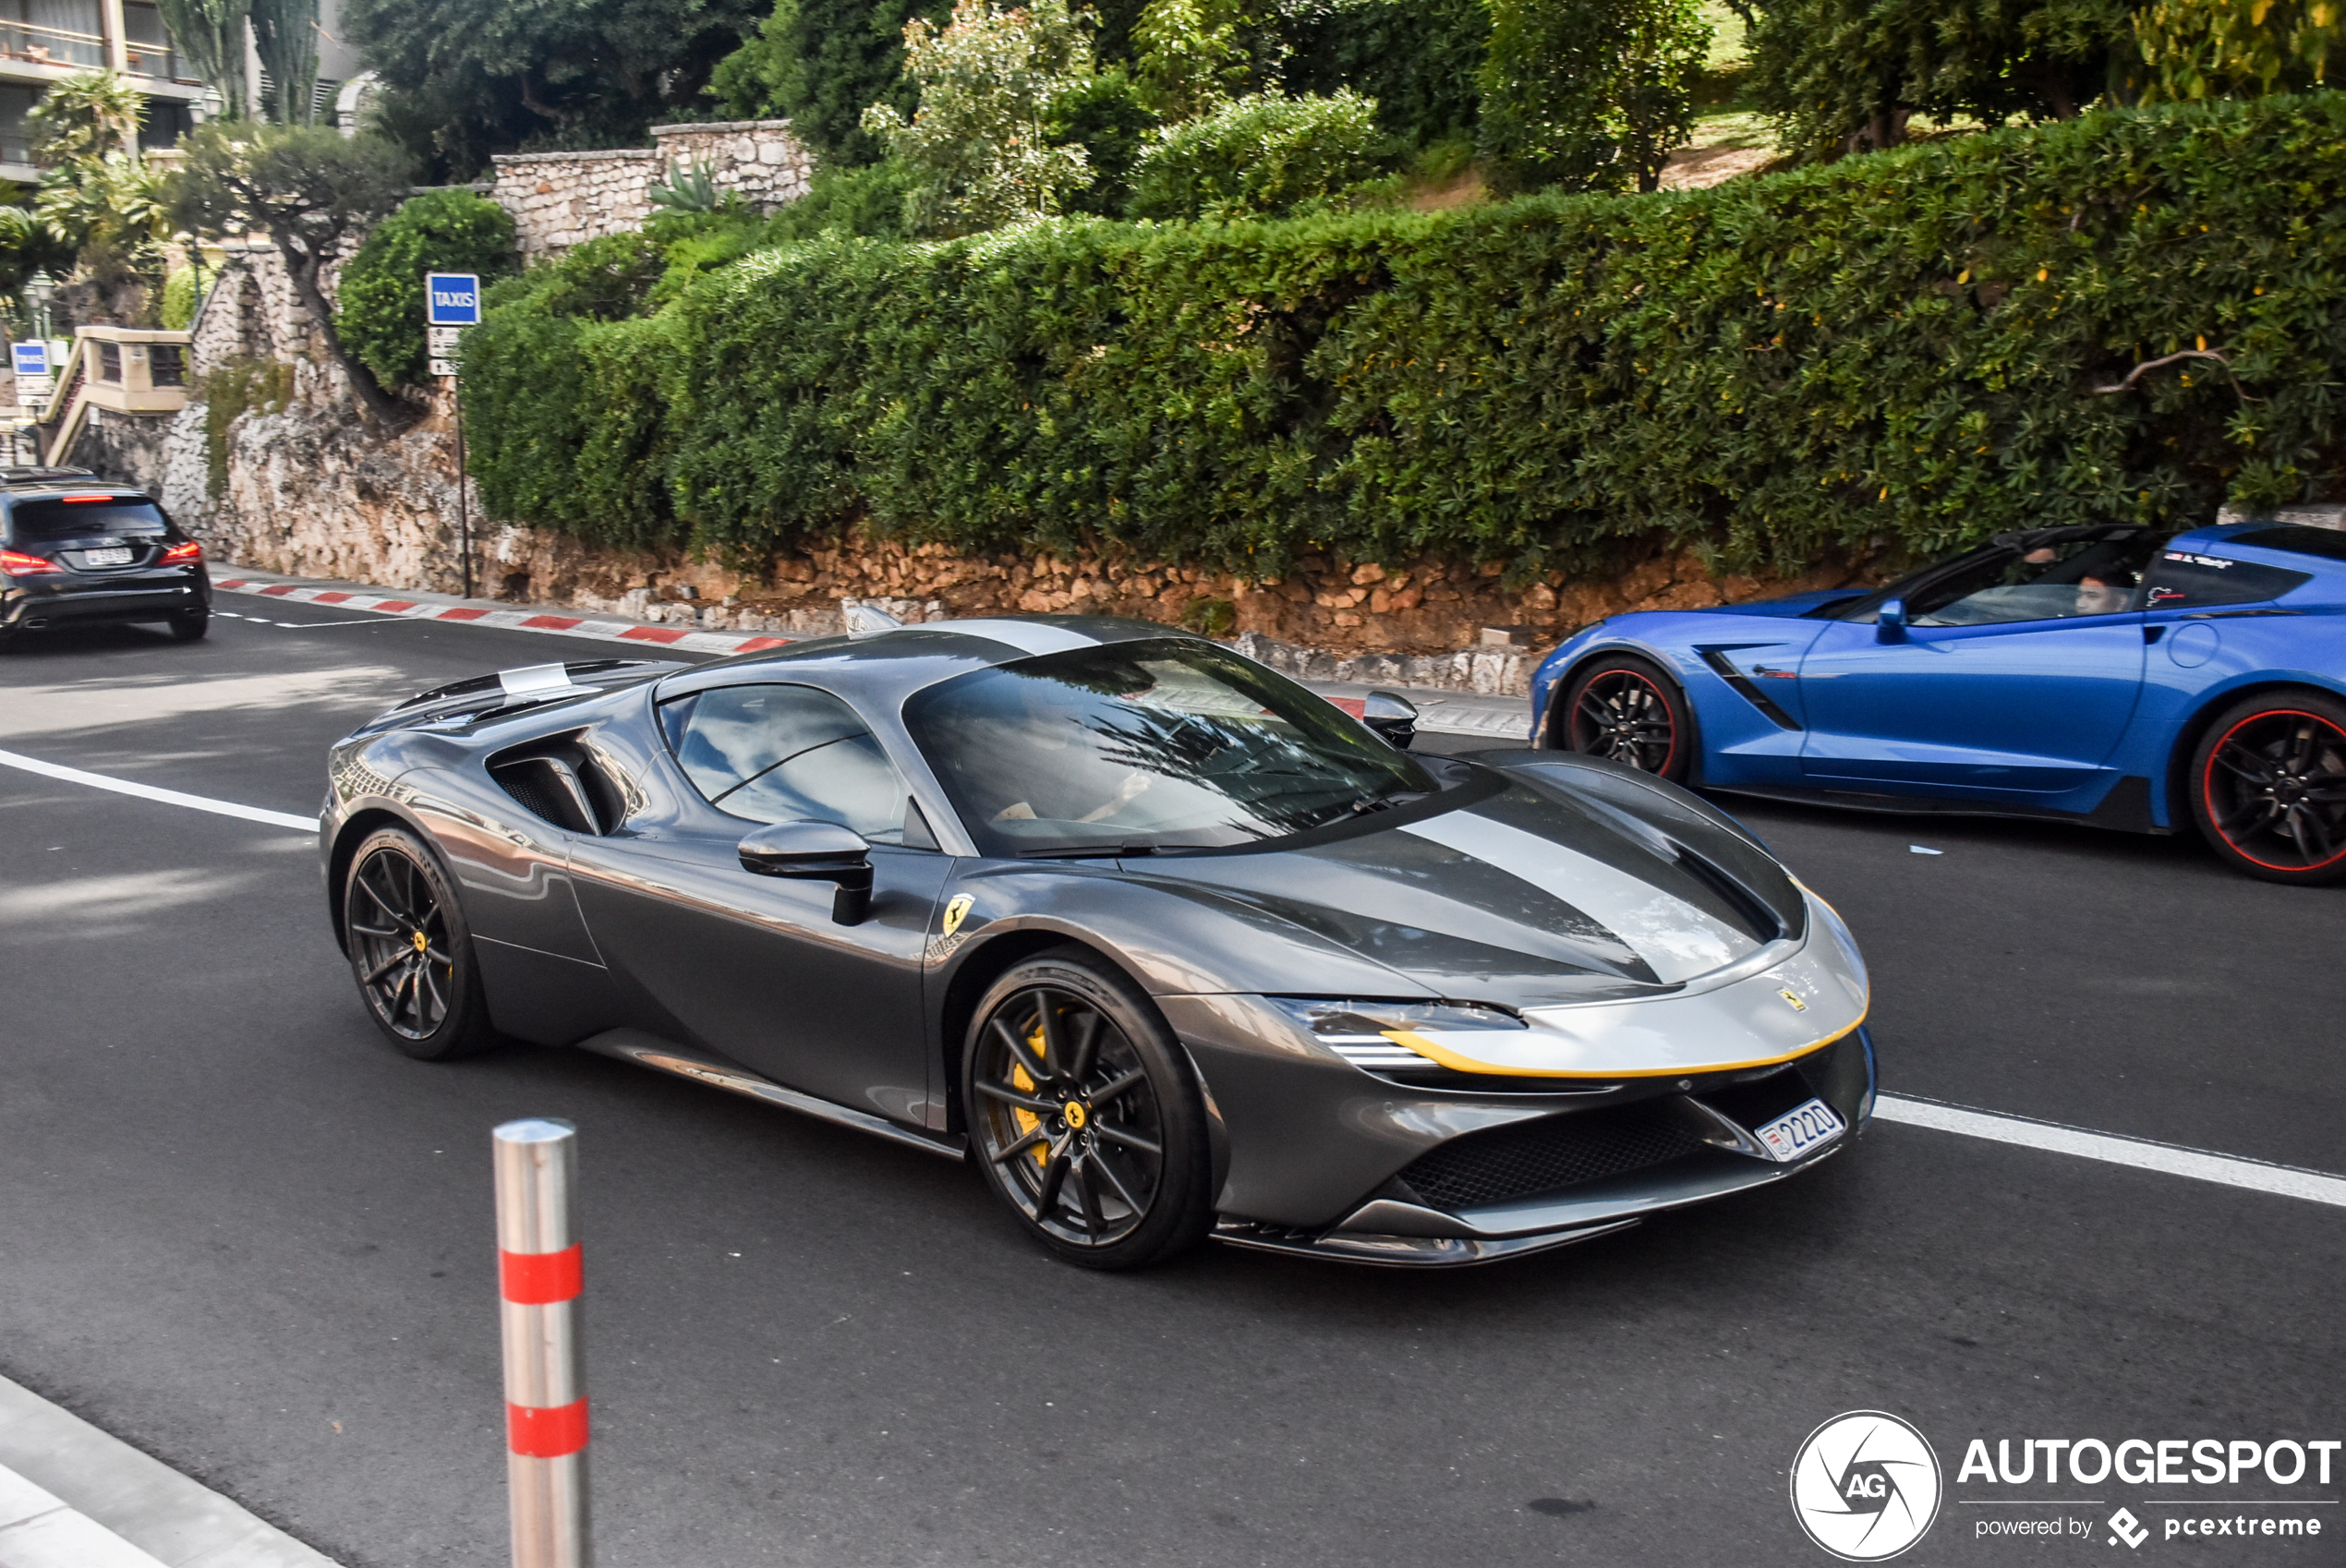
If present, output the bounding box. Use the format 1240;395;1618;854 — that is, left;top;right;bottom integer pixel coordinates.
342;826;498;1058
2189;693;2346;886
963;949;1213;1269
167;609;209;642
1559;656;1691;781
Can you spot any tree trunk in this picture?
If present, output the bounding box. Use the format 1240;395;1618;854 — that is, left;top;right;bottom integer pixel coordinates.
272;230;413;428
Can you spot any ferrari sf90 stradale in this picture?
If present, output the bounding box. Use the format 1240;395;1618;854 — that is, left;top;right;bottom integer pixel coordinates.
324;618;1873;1267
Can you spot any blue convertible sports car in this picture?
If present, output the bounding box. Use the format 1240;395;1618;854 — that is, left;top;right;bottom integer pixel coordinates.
1529;522;2346;884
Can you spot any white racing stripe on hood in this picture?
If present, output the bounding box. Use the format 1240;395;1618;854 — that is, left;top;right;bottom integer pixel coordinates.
1398;812;1760;983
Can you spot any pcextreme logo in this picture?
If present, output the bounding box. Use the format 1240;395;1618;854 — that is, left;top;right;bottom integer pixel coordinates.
1792;1411;1945;1562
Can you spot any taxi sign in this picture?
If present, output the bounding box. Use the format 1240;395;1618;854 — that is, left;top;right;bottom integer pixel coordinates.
425;272;481;326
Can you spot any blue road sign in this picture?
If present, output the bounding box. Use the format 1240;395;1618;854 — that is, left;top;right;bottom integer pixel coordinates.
425;272;482;326
12;342;47;377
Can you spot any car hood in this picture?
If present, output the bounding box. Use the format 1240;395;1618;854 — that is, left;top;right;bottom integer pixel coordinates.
1675;589;1862;619
1123;762;1809;1011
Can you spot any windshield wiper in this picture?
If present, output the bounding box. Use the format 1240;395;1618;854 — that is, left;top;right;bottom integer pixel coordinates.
1348;789;1429;817
1021;842;1160;859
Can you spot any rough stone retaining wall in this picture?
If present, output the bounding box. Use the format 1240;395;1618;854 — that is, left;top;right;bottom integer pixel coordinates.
492;120;814;257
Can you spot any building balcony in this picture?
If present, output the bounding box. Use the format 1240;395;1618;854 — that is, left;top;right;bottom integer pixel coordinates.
0;18;105;73
0;20;199;93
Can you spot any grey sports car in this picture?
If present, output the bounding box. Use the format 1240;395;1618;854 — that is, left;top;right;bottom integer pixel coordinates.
321;617;1875;1269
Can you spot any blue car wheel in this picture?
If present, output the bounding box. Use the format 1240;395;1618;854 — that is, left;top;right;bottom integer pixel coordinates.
1558;655;1692;781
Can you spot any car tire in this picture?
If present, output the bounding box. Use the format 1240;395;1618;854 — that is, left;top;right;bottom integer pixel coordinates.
962;947;1214;1270
1555;654;1693;782
2187;691;2346;886
167;610;209;642
342;826;501;1059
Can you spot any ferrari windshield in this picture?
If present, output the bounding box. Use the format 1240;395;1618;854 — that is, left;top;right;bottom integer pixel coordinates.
906;640;1436;856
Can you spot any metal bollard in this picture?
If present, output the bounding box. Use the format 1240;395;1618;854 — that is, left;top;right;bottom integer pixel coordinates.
493;1118;591;1568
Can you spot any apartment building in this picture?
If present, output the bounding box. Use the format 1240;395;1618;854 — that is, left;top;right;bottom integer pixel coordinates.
0;0;363;183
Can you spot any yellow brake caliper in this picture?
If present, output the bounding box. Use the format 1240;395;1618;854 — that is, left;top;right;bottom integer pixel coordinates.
1013;1020;1050;1167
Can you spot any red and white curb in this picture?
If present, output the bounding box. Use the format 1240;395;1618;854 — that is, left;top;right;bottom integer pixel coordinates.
210;575;1534;738
212;578;793;657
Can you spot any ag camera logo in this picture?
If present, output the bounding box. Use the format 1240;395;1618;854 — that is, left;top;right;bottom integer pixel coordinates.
1792;1412;1943;1561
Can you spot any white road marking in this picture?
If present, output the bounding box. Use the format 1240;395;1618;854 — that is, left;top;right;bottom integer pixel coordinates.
1874;1094;2346;1210
0;747;318;834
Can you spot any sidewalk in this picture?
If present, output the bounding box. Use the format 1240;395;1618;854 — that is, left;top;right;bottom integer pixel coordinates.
0;1376;340;1568
209;565;1538;743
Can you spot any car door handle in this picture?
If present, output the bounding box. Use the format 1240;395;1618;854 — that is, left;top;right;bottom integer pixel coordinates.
2143;625;2165;645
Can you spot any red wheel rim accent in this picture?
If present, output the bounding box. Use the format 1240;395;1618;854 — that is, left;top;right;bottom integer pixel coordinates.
1567;669;1680;776
2200;709;2346;873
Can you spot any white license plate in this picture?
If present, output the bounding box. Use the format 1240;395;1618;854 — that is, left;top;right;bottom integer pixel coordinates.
1755;1097;1846;1163
81;547;133;566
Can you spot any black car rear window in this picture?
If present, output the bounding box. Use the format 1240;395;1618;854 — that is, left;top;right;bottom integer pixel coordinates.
10;497;167;539
2230;525;2346;563
2142;549;2312;610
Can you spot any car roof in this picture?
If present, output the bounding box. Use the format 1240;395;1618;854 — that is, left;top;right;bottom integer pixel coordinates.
655;615;1220;706
0;468;153;502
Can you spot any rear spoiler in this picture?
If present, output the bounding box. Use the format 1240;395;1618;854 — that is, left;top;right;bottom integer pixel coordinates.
351;657;686;736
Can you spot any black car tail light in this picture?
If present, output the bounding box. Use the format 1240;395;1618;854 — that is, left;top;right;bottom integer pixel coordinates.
161;539;201;563
0;548;58;575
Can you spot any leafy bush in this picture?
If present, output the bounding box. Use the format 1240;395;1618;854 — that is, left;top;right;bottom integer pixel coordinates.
1744;0;2136;158
1284;0;1488;146
464;95;2343;580
334;189;517;388
1126;90;1384;221
2135;0;2339;101
159;252;222;330
756;161;921;243
708;0;952;166
1478;0;1711;193
861;0;1097;234
1048;66;1158;215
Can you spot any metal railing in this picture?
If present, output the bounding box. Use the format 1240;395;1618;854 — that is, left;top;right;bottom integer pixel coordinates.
123;41;175;79
0;18;106;71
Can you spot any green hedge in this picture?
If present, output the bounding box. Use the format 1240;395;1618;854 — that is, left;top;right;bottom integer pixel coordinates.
465;94;2340;578
335;190;517;389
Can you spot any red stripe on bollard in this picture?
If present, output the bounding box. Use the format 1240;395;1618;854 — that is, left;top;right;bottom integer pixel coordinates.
506;1398;590;1459
500;1244;583;1305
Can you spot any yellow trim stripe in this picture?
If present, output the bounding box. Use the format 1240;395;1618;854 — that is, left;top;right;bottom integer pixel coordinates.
1381;1009;1868;1080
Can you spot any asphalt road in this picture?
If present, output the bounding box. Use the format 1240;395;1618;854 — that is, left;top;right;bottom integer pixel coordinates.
2;607;2340;1568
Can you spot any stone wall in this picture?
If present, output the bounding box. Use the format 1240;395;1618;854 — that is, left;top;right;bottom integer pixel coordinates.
72;405;175;495
491;120;815;257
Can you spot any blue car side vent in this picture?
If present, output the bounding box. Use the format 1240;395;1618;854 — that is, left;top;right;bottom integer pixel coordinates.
1695;646;1804;731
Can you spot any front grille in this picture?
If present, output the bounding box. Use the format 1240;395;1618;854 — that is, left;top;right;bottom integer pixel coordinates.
1396;1103;1708;1212
1697;1063;1818;1131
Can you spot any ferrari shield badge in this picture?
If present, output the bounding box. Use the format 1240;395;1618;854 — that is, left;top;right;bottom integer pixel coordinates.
941;894;974;936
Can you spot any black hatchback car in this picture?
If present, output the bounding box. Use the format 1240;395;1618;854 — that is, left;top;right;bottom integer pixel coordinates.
0;466;210;648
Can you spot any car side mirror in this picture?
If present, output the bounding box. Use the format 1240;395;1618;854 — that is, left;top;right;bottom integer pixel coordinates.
1875;599;1907;643
1361;690;1419;749
737;820;873;925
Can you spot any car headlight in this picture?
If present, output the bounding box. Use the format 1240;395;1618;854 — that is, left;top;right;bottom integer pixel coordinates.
1267;997;1525;1070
